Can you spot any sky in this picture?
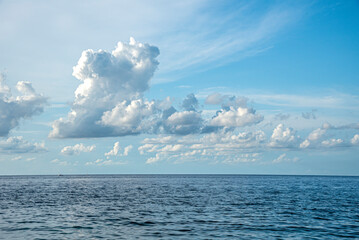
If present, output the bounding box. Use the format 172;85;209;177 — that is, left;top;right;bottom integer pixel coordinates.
0;0;358;175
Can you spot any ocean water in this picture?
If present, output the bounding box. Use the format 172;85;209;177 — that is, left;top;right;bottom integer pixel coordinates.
0;175;358;239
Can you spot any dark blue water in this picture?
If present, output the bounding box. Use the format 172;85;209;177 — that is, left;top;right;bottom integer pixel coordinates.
0;175;358;239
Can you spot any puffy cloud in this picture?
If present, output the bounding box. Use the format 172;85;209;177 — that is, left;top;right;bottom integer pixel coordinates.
164;111;203;135
210;106;263;127
321;138;344;147
0;74;47;136
139;120;359;164
182;93;198;111
105;142;121;156
139;129;266;164
0;136;46;154
351;134;359;145
300;125;328;149
50;38;160;138
308;127;327;141
300;123;359;149
299;139;310;149
73;37;159;99
50;40;268;138
123;145;133;156
207;95;262;128
61;143;95;155
268;124;300;148
99;99;157;135
105;141;133;158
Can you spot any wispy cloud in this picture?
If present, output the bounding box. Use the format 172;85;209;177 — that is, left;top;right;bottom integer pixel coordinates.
198;89;359;110
153;2;304;83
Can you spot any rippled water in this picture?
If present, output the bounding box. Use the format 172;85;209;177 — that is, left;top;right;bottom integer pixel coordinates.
0;175;358;239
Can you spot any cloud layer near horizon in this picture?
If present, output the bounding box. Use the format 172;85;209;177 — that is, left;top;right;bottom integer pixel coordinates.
139;123;359;164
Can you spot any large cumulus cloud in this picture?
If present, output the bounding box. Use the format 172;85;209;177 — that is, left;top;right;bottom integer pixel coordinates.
0;74;47;136
50;39;265;138
49;38;160;138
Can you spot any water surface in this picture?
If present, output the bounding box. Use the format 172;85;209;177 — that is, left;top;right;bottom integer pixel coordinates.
0;175;358;239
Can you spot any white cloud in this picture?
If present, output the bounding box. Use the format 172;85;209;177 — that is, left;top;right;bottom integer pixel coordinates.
105;142;121;157
268;124;300;148
99;99;157;134
351;134;359;145
164;111;203;135
140;129;266;164
299;123;349;149
105;141;133;158
0;136;46;154
210;106;263;127
47;40;293;139
321;138;344;147
307;127;327;141
123;145;133;156
139;120;359;164
300;127;327;149
299;139;310;149
50;38;160;138
206;94;263;128
0;0;305;102
0;74;47;136
61;143;95;155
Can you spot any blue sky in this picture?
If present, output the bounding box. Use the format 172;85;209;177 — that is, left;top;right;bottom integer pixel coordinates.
0;0;358;175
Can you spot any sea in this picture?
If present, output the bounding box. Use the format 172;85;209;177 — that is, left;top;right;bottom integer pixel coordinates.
0;175;358;239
